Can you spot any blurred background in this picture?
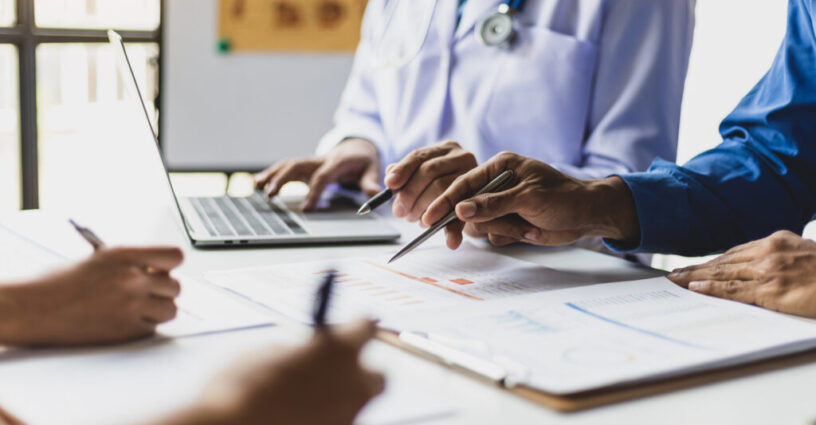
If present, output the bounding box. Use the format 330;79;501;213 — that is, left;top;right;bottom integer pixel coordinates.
0;0;807;270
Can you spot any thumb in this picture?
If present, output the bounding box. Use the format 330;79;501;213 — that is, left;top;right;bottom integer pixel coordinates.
360;163;382;197
455;186;525;223
331;319;377;354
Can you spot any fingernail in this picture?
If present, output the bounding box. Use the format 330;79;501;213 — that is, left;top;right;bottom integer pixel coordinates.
689;281;706;291
393;202;406;218
266;182;278;196
524;230;539;240
384;173;399;187
458;201;476;218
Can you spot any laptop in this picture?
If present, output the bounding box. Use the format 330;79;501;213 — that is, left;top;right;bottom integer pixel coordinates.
109;31;400;247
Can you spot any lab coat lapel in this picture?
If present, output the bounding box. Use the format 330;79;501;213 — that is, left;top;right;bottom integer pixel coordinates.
454;0;502;40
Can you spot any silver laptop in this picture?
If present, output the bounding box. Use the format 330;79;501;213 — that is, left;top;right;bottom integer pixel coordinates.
109;31;400;247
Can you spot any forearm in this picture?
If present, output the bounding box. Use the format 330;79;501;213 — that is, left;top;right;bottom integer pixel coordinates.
0;284;28;346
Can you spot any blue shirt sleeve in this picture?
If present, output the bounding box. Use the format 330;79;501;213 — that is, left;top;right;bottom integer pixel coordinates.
604;0;816;256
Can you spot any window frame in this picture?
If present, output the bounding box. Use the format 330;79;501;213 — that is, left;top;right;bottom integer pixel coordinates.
0;0;162;209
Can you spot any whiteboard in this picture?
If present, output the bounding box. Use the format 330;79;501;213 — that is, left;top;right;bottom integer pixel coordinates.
162;0;354;171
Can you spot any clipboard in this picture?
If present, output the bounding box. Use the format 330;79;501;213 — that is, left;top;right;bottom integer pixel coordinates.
377;330;816;412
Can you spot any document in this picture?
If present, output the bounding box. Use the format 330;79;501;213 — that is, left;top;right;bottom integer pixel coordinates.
393;277;816;394
205;244;600;327
206;244;816;394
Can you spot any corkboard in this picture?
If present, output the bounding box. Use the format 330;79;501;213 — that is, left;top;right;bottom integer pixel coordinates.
218;0;368;52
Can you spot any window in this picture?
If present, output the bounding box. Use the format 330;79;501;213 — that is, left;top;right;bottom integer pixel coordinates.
37;42;159;209
0;45;19;211
0;0;14;26
35;0;159;30
0;0;161;210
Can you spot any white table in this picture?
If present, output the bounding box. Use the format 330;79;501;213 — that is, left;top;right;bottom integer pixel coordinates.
2;208;816;425
2;128;816;425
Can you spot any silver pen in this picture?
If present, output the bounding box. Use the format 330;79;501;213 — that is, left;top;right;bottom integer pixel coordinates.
388;169;514;263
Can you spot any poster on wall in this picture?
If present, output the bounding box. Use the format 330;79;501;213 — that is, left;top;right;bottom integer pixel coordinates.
218;0;368;53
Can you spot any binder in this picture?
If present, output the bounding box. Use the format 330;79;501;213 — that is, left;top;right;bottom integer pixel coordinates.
378;330;816;412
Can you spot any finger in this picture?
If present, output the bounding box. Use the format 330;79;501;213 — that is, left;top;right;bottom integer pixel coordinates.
359;162;382;197
384;142;456;190
445;220;465;250
423;154;517;226
0;406;24;425
688;280;760;305
469;215;539;242
141;297;179;324
454;186;525;224
530;230;586;246
668;262;761;287
107;246;184;272
400;169;461;222
253;163;283;188
267;160;318;198
488;234;518;246
463;222;486;238
147;275;182;299
330;319;377;354
303;160;342;210
363;370;386;397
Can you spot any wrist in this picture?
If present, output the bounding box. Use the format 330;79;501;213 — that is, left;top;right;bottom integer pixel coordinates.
586;177;640;243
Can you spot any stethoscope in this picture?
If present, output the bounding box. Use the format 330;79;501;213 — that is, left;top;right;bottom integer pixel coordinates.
477;0;526;48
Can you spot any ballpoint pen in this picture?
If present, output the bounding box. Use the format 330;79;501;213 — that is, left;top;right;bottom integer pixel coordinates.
69;219;107;251
357;188;394;215
312;270;336;329
388;169;514;263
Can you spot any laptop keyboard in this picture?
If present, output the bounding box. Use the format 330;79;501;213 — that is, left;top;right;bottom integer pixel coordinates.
189;194;307;238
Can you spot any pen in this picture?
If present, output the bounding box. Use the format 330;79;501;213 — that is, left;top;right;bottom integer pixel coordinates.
312;270;336;328
69;219;106;251
388;169;514;263
357;188;394;215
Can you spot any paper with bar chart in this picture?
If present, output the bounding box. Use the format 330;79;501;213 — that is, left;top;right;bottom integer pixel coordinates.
203;244;600;326
392;277;816;394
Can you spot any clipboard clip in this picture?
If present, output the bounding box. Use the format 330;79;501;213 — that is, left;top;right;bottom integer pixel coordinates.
398;331;528;388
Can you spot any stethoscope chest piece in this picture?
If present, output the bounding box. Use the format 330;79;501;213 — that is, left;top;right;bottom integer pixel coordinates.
477;3;519;48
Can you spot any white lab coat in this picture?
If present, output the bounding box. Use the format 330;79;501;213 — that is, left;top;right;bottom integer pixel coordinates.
318;0;695;179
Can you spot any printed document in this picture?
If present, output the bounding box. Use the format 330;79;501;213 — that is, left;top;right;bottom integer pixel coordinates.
204;244;600;326
205;244;816;394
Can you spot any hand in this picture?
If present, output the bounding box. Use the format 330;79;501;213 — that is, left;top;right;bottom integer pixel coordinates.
162;320;384;425
254;138;381;210
0;246;183;347
0;406;25;425
421;152;640;249
667;231;816;318
384;141;477;223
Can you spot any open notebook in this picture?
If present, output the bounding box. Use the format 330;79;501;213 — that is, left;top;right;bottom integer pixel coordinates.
204;244;816;396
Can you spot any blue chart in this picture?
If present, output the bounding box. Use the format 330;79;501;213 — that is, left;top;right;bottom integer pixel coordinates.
490;310;554;334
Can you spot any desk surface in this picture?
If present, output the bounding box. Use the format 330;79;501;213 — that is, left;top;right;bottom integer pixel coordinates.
1;208;816;425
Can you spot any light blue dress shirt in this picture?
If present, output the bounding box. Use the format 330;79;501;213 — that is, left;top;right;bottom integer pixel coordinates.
606;0;816;256
317;0;696;179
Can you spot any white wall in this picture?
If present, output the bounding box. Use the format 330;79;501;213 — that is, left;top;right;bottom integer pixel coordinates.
655;0;790;270
162;0;354;171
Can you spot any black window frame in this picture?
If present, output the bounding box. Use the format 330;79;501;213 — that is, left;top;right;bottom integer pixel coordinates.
0;0;161;209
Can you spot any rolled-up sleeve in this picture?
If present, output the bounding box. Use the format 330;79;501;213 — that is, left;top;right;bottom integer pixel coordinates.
554;0;696;179
316;2;388;159
604;0;816;255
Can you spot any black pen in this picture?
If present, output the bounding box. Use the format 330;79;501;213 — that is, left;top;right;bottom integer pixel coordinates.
357;188;394;215
69;219;106;251
312;270;336;328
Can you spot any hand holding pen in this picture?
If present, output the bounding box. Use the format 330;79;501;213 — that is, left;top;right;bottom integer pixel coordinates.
358;141;477;222
420;152;640;250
